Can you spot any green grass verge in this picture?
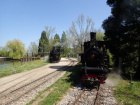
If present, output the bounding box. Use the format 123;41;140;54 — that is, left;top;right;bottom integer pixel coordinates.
0;60;48;78
27;63;81;105
114;79;140;105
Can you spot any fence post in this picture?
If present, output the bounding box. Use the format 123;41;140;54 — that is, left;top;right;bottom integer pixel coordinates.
119;57;122;70
21;58;22;65
129;74;134;88
27;53;28;62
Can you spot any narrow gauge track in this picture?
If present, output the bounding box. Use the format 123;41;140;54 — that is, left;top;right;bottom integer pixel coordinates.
0;68;41;87
0;62;65;96
0;71;41;95
0;59;74;89
0;60;75;95
0;60;75;105
0;65;53;93
72;85;100;105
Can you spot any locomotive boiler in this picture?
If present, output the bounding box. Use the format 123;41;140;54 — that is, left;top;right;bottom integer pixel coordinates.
80;32;109;87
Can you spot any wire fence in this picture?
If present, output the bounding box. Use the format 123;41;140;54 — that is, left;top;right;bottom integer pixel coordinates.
121;74;140;91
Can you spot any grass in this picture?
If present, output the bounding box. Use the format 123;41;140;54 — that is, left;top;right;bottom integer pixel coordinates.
114;79;140;105
0;60;48;78
27;63;81;105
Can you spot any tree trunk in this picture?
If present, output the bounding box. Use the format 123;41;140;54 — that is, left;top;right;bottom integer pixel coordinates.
136;42;140;80
81;43;82;53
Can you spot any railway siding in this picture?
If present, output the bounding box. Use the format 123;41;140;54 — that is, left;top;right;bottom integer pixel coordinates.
0;58;77;105
0;58;69;92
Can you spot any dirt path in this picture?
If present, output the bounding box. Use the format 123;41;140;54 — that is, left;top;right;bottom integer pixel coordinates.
0;57;6;58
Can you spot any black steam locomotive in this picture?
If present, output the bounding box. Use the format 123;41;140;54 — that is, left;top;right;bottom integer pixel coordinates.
49;47;61;63
80;32;109;87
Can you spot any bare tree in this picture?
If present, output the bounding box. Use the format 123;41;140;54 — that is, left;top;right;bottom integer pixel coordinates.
69;14;94;53
28;42;38;56
45;26;56;39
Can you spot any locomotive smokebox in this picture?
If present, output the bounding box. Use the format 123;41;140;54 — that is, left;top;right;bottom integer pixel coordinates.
90;32;96;41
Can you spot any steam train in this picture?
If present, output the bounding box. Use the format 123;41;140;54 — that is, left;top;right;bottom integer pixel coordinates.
49;47;61;63
80;32;109;87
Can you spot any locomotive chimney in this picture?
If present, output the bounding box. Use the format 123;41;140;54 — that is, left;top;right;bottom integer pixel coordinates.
90;32;96;41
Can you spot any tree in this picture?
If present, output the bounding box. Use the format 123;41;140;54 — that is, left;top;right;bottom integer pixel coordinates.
45;26;56;52
102;0;140;78
61;31;70;56
6;39;25;59
0;47;9;57
61;31;67;43
38;31;49;54
28;42;38;56
96;29;105;41
69;14;94;53
54;33;60;43
53;33;61;49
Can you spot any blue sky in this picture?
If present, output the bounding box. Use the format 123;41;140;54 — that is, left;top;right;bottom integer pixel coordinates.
0;0;111;49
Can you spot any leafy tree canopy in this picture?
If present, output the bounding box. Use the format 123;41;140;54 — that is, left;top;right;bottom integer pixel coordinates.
102;0;140;77
96;29;105;41
54;33;60;43
6;39;25;59
44;26;56;52
61;31;67;43
0;47;9;57
60;31;70;56
53;33;61;49
38;31;49;53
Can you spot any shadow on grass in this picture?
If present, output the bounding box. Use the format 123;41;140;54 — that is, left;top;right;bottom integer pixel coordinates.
62;64;98;90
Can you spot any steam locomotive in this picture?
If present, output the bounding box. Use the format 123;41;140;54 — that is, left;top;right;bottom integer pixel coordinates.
80;32;109;87
49;47;61;63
